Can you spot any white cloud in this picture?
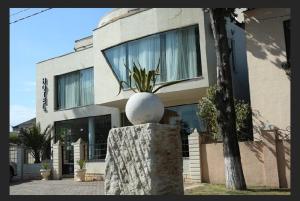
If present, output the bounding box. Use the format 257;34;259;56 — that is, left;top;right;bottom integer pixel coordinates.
10;105;36;131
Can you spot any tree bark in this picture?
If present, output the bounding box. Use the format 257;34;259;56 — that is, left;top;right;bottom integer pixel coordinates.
208;8;246;190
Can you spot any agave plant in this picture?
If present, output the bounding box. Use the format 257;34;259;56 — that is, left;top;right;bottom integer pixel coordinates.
41;162;50;170
117;59;188;95
77;159;86;170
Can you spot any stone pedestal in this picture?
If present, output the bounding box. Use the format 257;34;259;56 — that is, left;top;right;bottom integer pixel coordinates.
105;123;184;195
52;140;62;180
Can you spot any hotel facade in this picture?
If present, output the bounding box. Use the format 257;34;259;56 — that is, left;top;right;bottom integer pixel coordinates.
36;8;250;177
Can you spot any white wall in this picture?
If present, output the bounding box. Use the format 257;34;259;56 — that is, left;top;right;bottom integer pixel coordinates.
245;8;290;139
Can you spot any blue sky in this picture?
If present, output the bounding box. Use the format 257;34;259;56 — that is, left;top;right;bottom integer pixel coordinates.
9;8;112;130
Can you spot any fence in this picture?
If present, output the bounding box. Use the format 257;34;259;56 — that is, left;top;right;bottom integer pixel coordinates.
9;144;53;180
188;129;291;188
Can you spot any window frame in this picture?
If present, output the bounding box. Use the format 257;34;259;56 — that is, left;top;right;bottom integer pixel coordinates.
101;24;202;90
54;67;94;111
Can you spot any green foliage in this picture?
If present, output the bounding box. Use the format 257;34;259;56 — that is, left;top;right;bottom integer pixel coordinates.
117;60;188;95
77;159;86;170
198;86;251;140
19;123;53;163
9;132;21;145
41;162;50;170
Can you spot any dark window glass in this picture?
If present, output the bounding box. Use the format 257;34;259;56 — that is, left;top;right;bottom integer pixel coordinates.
54;114;111;174
283;20;290;64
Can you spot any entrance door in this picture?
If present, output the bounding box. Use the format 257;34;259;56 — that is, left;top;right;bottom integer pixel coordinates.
61;129;74;175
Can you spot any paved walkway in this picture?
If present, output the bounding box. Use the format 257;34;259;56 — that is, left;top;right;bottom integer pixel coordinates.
10;178;104;195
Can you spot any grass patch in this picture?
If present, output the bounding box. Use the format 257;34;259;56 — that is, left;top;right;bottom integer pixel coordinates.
185;183;290;195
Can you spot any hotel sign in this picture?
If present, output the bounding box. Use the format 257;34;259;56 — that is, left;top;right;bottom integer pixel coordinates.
42;78;48;112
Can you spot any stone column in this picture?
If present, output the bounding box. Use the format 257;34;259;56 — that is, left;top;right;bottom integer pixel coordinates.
188;129;202;183
105;123;184;195
72;138;86;171
16;146;24;180
88;117;95;160
52;140;62;180
262;128;280;188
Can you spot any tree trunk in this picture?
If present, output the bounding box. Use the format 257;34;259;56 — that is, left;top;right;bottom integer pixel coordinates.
208;8;246;190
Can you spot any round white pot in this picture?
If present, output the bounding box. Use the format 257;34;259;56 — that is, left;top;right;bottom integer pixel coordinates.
40;169;51;180
125;92;164;125
74;169;86;182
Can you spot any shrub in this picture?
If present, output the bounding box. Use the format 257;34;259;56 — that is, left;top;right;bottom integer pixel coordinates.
198;85;251;140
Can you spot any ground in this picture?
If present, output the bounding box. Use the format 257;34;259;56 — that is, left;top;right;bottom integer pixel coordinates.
10;178;104;195
10;179;290;195
184;183;291;195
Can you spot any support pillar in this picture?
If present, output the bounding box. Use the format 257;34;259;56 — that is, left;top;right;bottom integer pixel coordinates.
72;138;86;171
188;129;202;183
16;146;24;180
52;140;62;180
88;117;95;160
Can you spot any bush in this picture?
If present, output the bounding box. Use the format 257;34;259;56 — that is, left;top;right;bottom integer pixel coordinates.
9;132;21;145
198;86;251;140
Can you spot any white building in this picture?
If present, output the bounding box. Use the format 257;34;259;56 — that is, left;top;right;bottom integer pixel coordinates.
36;8;250;177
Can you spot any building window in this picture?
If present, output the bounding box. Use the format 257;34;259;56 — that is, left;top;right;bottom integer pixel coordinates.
103;25;202;88
283;20;290;65
54;114;111;174
56;67;94;110
120;104;206;157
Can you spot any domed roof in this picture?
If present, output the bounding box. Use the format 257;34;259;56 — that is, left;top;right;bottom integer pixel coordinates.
98;8;150;28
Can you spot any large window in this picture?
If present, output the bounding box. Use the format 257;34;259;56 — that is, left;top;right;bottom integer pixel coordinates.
55;114;111;174
56;67;94;110
103;25;201;87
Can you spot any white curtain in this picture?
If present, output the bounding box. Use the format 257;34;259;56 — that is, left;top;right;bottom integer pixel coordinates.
80;68;94;106
165;26;198;81
128;34;160;71
105;44;127;82
64;72;80;109
57;68;94;109
104;25;199;86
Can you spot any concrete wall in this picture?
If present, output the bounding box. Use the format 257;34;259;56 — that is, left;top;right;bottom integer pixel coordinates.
191;132;290;188
244;8;291;139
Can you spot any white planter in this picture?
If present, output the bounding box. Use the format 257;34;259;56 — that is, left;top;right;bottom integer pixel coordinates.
125;92;164;125
40;169;51;180
74;169;86;182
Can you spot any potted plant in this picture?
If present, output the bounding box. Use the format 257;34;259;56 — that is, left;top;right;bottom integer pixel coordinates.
118;60;188;125
74;159;86;182
40;162;51;180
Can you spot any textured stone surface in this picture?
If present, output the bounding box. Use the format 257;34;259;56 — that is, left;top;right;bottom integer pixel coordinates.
105;123;184;195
